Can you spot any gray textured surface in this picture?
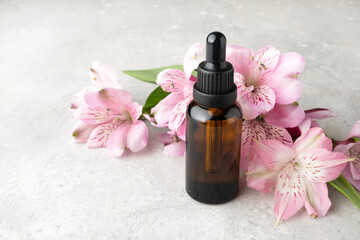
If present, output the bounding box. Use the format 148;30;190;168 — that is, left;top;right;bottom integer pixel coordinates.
0;0;360;239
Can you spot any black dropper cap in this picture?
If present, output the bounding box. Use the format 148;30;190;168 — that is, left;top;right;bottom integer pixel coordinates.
193;32;237;108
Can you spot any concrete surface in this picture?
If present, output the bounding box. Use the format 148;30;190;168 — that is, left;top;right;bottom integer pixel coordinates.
0;0;359;239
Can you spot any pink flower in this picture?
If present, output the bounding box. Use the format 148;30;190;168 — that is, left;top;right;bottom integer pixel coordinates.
334;120;360;191
227;46;305;120
72;88;148;157
152;69;195;141
286;108;337;140
241;119;292;171
157;131;186;157
247;127;352;224
71;61;121;110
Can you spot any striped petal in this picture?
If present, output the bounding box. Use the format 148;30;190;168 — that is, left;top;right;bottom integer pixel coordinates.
78;106;114;125
151;92;183;127
295;148;351;182
239;85;275;120
274;166;307;223
86;123;118;148
156;69;189;92
253;45;280;83
261;122;293;146
234;72;254;94
241;120;266;171
106;123;130;157
168;97;192;132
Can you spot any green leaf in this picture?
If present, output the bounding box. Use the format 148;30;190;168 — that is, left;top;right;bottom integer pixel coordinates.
123;65;183;83
329;174;360;210
142;86;170;115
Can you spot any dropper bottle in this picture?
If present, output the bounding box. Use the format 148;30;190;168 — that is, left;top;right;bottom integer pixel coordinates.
185;32;242;204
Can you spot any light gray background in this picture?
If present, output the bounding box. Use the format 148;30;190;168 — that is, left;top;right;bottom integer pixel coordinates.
0;0;359;239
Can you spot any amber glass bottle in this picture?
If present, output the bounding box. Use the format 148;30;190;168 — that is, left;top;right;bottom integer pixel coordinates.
185;32;242;204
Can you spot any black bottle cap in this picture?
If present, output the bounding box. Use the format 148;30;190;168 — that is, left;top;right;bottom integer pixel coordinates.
193;32;237;108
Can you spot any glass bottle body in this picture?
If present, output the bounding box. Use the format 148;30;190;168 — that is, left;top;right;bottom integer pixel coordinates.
185;100;242;204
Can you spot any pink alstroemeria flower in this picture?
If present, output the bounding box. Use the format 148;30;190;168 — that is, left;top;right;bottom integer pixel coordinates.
73;88;148;157
151;44;199;141
71;61;121;110
227;45;305;120
241;119;292;171
183;44;305;120
334;120;360;191
247;127;352;224
286;108;337;140
157;130;186;157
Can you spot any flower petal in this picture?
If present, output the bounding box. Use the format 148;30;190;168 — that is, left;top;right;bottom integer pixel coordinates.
271;52;305;81
274;167;307;222
262;52;305;105
106;123;130;157
304;181;331;217
164;141;186;157
72;121;98;143
126;120;149;153
177;121;186;141
234;72;254;94
296;148;350;182
156;69;189;92
342;164;360;192
70;86;99;111
238;85;275;119
84;88;132;114
253;45;280;82
294;127;333;153
241;120;266;171
265;103;305;128
152;92;184;127
254;139;295;172
261;122;293;146
86;123;118;148
267;78;303;105
183;43;203;80
168;97;192;131
226;45;253;75
333;142;354;154
78;106;114;125
304;108;337;120
89;62;120;89
236;95;262;120
247;152;279;194
297;117;312;135
346;120;360;139
349;143;360;180
157;132;174;144
128;102;143;123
